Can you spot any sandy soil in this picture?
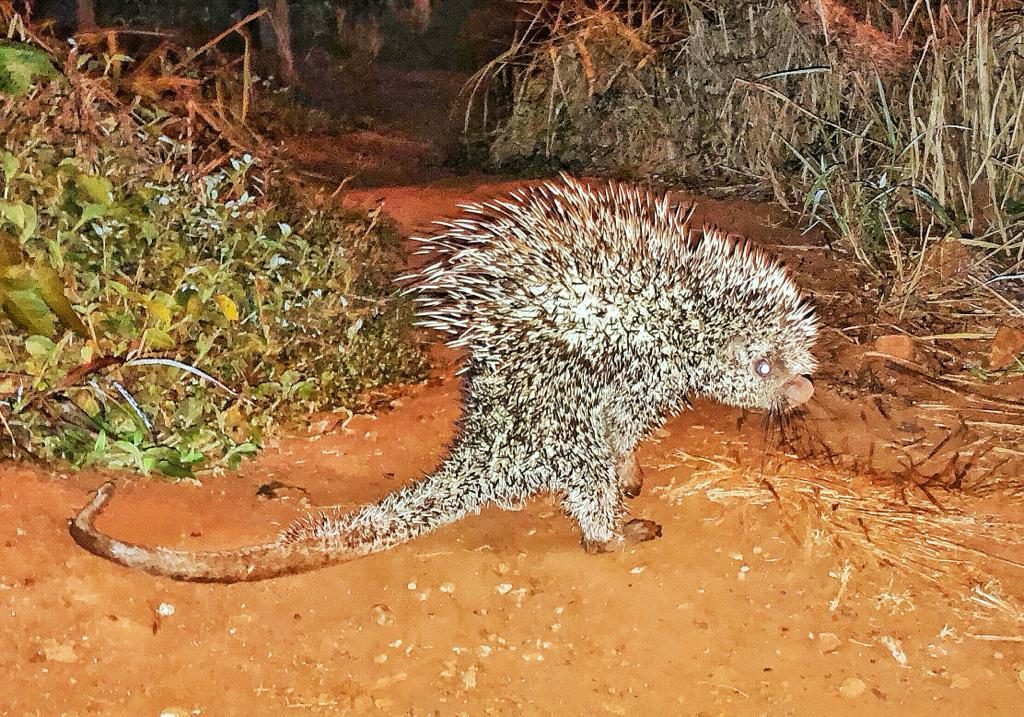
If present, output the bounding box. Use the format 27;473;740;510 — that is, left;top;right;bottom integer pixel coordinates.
3;179;1024;716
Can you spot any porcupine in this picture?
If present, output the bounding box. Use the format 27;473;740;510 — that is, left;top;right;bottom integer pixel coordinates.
69;174;818;582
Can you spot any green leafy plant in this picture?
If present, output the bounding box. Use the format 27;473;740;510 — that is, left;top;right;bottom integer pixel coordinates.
0;41;57;96
0;62;427;477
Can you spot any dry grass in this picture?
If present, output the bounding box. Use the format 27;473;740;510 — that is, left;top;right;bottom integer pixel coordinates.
740;0;1024;285
655;450;1024;622
465;0;825;178
6;3;292;176
468;0;1024;295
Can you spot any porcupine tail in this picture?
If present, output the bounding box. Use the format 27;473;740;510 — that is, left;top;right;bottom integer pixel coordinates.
70;465;489;583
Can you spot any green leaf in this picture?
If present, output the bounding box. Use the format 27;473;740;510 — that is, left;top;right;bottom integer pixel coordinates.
76;175;114;206
0;284;56;336
112;440;146;473
0;200;35;239
139;220;159;241
145;328;176;349
154;454;196;479
106;279;129;297
23;334;56;358
76;203;107;228
0;151;19;184
223;442;259;470
0;42;58;97
19;204;37;241
145;290;175;324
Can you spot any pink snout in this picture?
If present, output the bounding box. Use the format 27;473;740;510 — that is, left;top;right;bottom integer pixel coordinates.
782;375;814;407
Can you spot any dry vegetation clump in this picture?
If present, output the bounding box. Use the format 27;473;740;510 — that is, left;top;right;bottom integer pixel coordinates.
469;0;1024;291
0;8;428;476
746;0;1024;285
467;0;828;181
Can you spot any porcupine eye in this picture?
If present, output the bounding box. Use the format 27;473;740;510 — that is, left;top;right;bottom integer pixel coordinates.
753;358;772;377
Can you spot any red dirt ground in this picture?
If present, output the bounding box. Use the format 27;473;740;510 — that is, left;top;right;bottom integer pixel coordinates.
3;179;1024;716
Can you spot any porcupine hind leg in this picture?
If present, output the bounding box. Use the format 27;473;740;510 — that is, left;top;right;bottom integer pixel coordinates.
616;451;645;499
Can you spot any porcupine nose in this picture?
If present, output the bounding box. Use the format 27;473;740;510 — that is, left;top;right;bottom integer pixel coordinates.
782;375;814;407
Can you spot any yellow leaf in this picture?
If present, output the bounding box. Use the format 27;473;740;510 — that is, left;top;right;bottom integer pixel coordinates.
32;263;88;337
214;294;239;322
76;174;114;206
223;404;250;442
146;299;172;324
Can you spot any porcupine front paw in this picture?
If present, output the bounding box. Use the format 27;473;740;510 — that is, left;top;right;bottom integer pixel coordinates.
582;519;662;553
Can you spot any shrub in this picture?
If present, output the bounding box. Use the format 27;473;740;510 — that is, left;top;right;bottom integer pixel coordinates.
0;49;427;477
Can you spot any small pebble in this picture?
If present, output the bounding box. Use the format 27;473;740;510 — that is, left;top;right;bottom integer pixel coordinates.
159;709;189;717
874;333;915;361
950;675;971;689
839;677;867;698
817;632;842;654
156;602;175;617
41;641;78;664
371;604;395;626
989;325;1024;370
439;582;455;593
496;583;513;595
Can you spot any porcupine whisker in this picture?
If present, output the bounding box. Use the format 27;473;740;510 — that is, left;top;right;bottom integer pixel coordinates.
760;399;800;470
758;411;774;466
758;403;784;470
